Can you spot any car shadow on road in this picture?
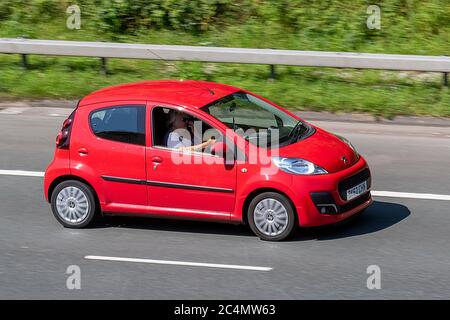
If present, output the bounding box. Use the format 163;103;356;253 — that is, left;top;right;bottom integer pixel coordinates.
96;215;254;237
95;200;410;241
291;200;411;241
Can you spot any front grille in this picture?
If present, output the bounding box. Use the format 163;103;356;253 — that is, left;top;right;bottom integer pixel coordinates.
338;168;371;201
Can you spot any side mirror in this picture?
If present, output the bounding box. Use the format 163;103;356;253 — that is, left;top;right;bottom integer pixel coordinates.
210;142;235;164
210;142;228;157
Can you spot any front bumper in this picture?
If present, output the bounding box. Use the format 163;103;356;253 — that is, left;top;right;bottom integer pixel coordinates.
310;190;371;215
291;157;372;227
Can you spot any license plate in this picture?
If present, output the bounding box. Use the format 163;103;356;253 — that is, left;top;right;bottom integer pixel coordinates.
346;180;368;201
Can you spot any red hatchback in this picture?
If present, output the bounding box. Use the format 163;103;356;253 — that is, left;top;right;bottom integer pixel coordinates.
44;80;372;241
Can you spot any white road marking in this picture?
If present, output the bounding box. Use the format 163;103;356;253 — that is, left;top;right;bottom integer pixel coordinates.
1;169;450;201
84;255;273;272
371;190;450;201
0;170;44;177
0;107;30;115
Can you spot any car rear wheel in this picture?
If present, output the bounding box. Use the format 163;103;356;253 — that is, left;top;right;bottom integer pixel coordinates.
247;192;297;241
50;180;97;228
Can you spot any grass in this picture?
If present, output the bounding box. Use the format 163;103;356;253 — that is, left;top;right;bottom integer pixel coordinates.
0;18;449;118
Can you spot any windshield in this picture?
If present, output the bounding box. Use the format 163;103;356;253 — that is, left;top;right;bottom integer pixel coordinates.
202;92;313;147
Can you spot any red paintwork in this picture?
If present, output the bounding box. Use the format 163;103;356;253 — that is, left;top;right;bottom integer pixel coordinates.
44;80;372;227
79;80;237;109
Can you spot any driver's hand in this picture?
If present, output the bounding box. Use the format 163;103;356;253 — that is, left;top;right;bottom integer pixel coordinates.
206;138;216;145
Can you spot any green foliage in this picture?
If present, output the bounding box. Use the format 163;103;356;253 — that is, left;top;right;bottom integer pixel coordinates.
4;0;62;21
0;2;13;21
0;0;449;53
0;0;449;117
65;0;256;34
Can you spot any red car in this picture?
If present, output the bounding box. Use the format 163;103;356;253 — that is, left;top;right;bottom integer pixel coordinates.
44;80;372;241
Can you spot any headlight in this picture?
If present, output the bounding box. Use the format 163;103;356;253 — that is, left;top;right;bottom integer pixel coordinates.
335;135;360;160
272;157;328;175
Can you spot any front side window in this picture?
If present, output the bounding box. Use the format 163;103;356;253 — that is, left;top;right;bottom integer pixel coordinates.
90;105;146;146
152;106;222;154
202;92;314;147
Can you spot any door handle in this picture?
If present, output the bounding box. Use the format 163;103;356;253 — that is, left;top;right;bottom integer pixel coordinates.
78;148;89;155
151;156;163;163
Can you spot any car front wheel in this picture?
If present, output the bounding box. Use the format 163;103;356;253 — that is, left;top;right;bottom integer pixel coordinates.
50;180;97;228
247;192;297;241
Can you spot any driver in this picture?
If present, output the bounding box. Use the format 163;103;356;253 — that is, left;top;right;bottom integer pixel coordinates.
166;110;215;152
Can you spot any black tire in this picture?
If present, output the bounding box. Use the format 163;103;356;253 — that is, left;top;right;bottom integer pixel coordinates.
50;180;97;228
247;192;297;241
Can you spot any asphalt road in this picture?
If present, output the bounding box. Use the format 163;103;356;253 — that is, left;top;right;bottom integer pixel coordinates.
0;107;449;299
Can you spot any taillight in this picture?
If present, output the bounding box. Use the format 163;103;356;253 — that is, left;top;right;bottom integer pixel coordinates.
56;111;75;149
62;118;72;128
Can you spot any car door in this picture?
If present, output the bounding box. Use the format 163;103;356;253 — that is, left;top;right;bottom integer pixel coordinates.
70;102;148;209
146;104;236;220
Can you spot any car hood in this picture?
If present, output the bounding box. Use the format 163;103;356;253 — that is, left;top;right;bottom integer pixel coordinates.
276;127;358;173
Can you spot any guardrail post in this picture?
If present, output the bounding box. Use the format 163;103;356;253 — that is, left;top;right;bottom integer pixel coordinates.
269;65;276;81
100;57;108;75
21;54;29;70
444;72;448;87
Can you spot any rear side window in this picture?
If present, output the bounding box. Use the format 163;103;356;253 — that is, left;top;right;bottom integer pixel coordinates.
90;105;146;146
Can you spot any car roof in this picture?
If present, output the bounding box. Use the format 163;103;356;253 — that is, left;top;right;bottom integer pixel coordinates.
78;80;240;109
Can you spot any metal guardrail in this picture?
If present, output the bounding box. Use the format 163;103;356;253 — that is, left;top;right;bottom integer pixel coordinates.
0;38;449;85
